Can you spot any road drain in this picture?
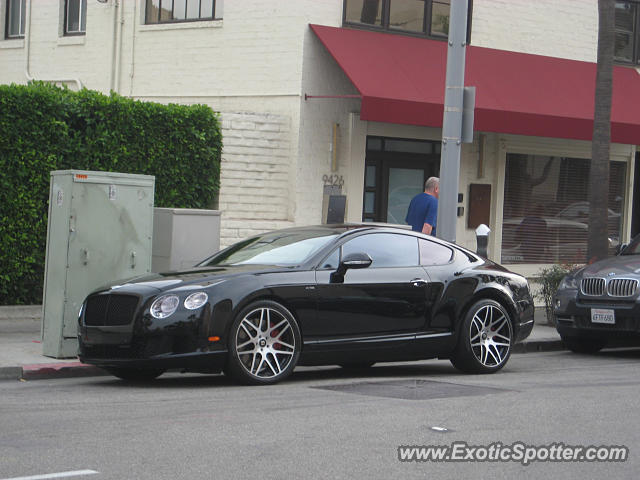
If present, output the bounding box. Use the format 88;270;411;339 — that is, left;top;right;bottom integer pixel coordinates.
312;379;509;400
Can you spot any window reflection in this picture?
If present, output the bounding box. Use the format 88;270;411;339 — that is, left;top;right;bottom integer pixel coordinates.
345;0;383;26
502;154;625;264
343;0;451;38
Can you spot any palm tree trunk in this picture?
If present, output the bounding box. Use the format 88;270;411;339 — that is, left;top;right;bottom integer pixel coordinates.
588;0;615;263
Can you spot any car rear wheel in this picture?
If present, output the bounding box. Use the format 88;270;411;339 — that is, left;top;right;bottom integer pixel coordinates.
226;300;301;385
451;299;513;374
105;367;165;381
561;336;606;354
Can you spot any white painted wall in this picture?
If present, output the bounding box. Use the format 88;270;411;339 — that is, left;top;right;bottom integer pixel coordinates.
471;0;599;62
297;25;361;226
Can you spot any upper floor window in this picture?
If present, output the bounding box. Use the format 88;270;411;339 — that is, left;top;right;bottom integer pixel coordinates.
145;0;219;24
65;0;87;35
615;1;639;64
5;0;25;39
343;0;452;39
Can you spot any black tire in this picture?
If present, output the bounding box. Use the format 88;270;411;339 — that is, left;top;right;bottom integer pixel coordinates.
225;300;301;385
562;336;606;354
451;299;513;374
105;367;165;382
338;362;376;369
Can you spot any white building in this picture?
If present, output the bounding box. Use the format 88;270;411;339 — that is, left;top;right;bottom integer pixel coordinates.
2;0;640;279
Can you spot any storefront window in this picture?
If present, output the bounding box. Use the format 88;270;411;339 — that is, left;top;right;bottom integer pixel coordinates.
501;154;626;265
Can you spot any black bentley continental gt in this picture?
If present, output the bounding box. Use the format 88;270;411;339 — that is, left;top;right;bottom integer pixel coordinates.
78;225;534;384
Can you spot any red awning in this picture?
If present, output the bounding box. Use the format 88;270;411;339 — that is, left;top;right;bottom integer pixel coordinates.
310;24;640;145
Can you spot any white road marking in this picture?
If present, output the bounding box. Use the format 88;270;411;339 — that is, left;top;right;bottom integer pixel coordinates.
0;470;98;480
430;426;449;432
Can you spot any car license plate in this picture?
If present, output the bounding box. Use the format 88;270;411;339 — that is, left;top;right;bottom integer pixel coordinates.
591;308;615;324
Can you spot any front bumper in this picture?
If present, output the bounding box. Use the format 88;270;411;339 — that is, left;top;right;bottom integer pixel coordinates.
78;296;229;372
554;289;640;340
78;326;228;372
79;348;227;372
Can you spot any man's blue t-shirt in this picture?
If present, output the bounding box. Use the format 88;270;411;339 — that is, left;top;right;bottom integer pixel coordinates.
405;193;438;235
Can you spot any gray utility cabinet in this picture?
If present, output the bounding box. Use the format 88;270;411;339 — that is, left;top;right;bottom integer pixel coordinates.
152;208;221;272
42;170;155;358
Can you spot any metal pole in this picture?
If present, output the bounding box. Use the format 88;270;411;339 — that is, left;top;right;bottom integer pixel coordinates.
436;0;469;243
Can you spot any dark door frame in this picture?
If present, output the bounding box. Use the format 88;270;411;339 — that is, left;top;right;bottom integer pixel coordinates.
363;137;440;223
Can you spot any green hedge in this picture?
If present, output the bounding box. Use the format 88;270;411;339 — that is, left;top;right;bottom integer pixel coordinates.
0;83;222;305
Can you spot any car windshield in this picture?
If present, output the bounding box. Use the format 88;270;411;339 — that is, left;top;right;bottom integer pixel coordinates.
199;230;339;266
621;236;640;255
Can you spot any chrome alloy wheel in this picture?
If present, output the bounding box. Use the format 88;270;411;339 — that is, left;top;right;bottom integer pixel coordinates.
235;307;296;379
469;304;512;367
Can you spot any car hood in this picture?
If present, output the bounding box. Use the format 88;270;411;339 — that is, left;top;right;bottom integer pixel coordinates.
94;264;293;294
580;255;640;277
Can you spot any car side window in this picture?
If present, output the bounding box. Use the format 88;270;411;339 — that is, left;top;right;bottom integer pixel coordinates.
342;233;419;268
419;239;453;265
319;248;340;269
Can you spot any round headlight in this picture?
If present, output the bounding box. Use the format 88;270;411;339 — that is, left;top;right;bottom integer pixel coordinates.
184;292;208;310
150;295;180;319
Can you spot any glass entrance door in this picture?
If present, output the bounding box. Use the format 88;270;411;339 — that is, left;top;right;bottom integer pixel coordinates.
387;168;425;224
363;136;440;224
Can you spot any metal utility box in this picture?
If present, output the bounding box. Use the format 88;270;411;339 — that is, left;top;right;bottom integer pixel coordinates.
42;170;155;358
152;208;221;272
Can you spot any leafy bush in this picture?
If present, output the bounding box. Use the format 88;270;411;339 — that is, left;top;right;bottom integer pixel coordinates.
535;264;577;325
0;83;222;305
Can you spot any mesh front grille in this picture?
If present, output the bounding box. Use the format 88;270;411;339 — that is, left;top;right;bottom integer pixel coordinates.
581;278;605;296
85;295;109;325
85;294;139;326
608;279;638;297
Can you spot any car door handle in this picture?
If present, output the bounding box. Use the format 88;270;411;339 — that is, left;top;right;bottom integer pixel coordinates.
410;278;428;287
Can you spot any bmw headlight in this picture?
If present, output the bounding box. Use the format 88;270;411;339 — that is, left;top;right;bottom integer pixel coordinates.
150;295;180;319
558;275;578;290
184;292;208;310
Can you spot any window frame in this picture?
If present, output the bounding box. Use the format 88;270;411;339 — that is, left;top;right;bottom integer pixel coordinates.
145;0;220;25
332;232;421;269
5;0;26;39
342;0;472;42
64;0;87;36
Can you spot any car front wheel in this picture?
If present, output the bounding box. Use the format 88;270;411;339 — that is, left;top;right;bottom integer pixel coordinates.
451;299;513;374
226;300;301;385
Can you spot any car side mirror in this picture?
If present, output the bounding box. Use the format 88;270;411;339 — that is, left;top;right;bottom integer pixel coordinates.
330;252;373;283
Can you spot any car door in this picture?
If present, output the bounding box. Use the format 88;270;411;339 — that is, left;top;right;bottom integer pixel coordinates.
313;232;431;337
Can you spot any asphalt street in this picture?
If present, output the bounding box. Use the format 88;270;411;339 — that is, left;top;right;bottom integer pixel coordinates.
1;349;639;480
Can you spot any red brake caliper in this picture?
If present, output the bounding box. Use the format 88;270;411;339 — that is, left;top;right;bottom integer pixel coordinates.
271;323;281;350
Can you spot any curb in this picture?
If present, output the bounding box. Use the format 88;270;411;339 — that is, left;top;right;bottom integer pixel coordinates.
0;363;107;381
0;305;41;321
0;366;24;380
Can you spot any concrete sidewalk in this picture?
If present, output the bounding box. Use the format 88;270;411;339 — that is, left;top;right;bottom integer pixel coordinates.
0;305;564;381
